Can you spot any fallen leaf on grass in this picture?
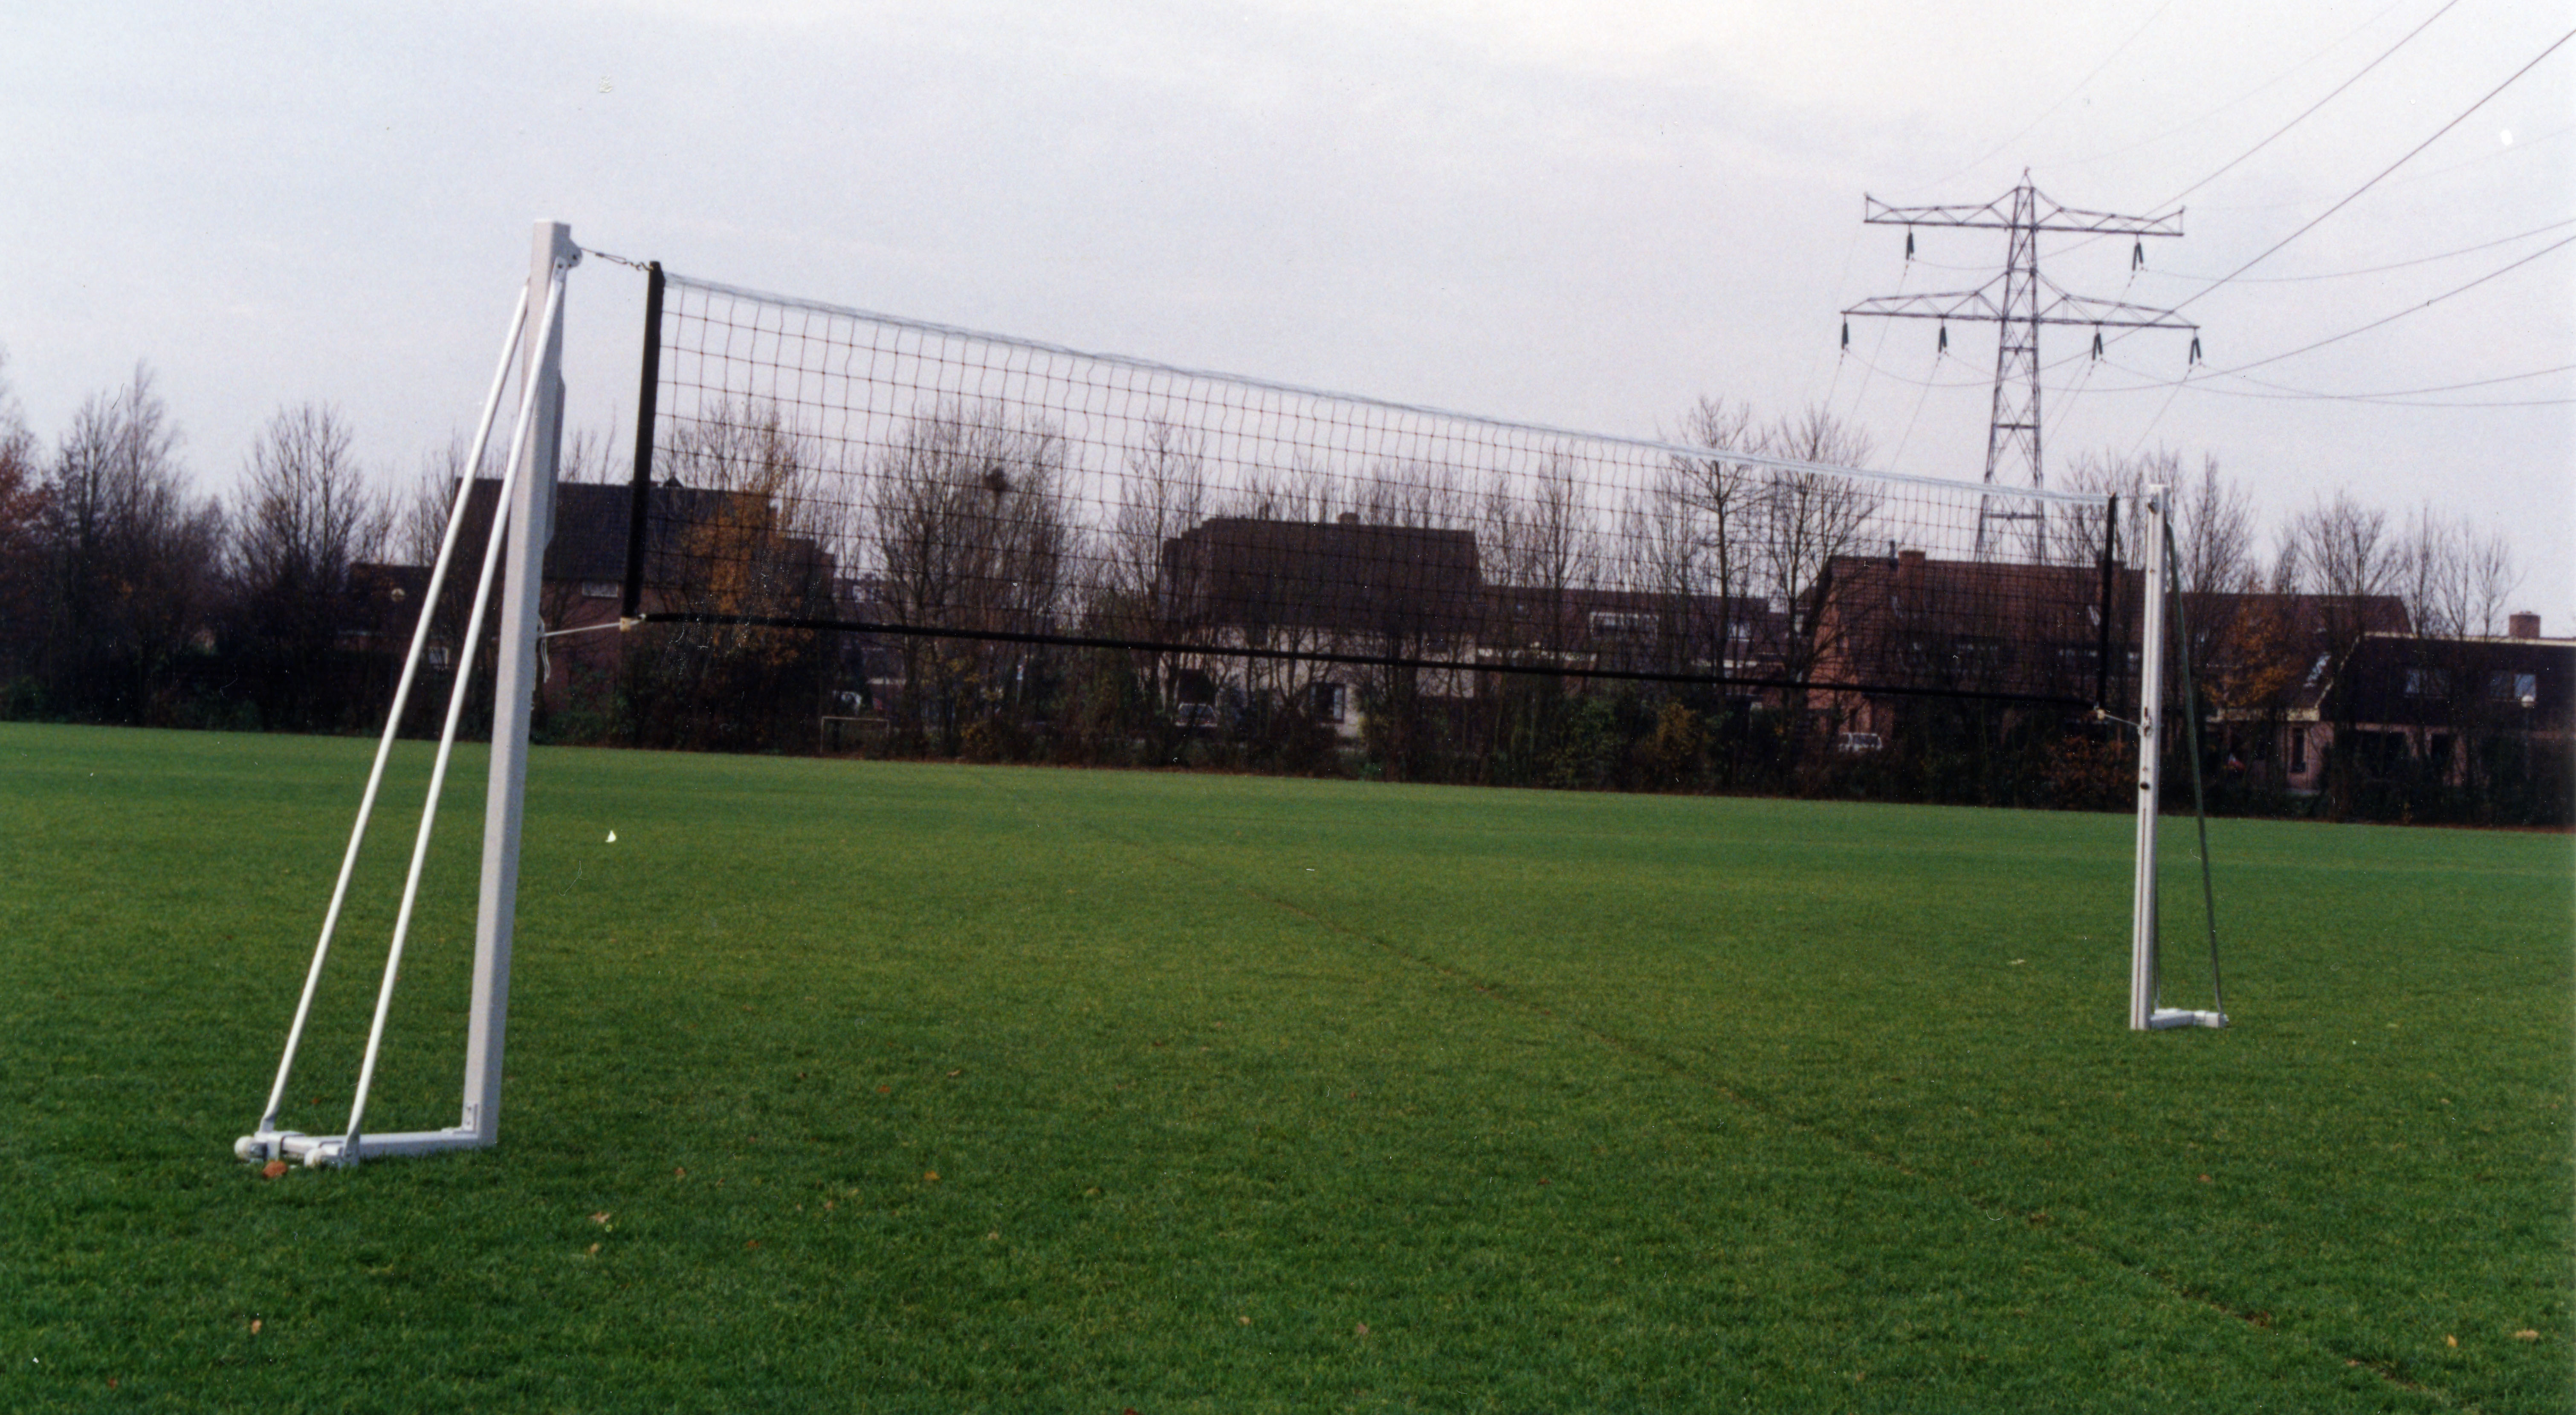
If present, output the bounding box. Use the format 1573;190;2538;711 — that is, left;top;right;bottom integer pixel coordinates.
605;831;617;843
876;1085;892;1094
2516;1329;2540;1341
947;1069;962;1078
923;1171;940;1184
587;1242;600;1256
250;1320;262;1335
2198;1174;2212;1184
260;1160;288;1179
1238;1315;1251;1326
746;1239;760;1249
674;1167;686;1178
1355;1322;1369;1337
2446;1335;2458;1349
590;1212;611;1225
986;1231;999;1241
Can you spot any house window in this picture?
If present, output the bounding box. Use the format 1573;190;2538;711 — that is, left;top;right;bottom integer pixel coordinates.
1310;681;1346;723
2403;667;2450;698
581;580;620;599
2289;727;2307;773
2487;671;2537;704
1952;635;2004;672
1176;669;1214;705
1589;611;1653;639
427;647;453;671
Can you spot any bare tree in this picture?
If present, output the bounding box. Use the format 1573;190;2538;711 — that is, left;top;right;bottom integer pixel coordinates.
2278;489;2395;607
1482;455;1596;658
1101;421;1210;722
39;365;223;719
2275;488;2411;813
1669;397;1763;675
1755;407;1878;671
2060;447;2250;595
2390;503;2523;639
870;402;1073;752
0;349;44;684
223;404;394;727
2172;454;2255;598
232;405;390;613
2456;526;2521;639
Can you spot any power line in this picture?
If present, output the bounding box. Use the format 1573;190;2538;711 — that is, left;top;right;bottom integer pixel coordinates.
2173;26;2576;312
2226;363;2576;399
2191;121;2576;214
2039;0;2412;170
2148;215;2576;284
2072;355;2576;407
2115;364;2574;408
2207;230;2576;374
2153;0;2461;211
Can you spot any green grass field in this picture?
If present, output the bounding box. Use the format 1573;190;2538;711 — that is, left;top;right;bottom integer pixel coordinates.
3;721;2568;1412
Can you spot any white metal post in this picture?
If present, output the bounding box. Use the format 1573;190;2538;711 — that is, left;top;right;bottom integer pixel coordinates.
461;221;578;1142
2128;486;2168;1031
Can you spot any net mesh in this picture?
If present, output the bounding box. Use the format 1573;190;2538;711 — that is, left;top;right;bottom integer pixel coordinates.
627;269;2139;724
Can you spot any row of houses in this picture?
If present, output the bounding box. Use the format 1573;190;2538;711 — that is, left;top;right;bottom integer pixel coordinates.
342;482;2572;793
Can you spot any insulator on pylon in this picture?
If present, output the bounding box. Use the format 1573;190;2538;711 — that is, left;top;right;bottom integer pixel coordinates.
2132;239;2145;271
2091;329;2104;359
1936;323;1947;353
2188;335;2203;365
1841;321;1850;350
1905;228;1915;261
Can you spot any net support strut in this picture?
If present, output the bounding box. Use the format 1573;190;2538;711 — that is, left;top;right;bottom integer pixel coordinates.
2130;483;2223;1031
240;221;577;1166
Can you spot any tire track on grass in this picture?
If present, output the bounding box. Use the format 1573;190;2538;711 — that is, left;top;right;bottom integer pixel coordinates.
994;779;2469;1412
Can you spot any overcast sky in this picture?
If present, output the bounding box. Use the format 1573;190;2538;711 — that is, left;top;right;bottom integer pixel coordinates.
7;1;2569;621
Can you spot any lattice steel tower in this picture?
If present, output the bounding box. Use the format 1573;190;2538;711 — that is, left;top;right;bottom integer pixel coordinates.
1842;172;2196;559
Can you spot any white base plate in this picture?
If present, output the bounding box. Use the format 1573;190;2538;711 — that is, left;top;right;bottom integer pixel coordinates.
234;1128;486;1168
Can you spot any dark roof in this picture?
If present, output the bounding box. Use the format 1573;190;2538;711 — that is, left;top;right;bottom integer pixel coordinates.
2332;631;2576;728
452;479;805;590
2178;592;2412;715
1163;517;1484;640
1815;552;2134;700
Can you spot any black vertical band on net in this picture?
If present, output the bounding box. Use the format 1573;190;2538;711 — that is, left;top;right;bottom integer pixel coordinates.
2095;494;2119;710
622;260;666;621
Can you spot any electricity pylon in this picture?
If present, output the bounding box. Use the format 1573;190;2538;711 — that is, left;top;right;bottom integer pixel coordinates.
1842;172;2197;560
